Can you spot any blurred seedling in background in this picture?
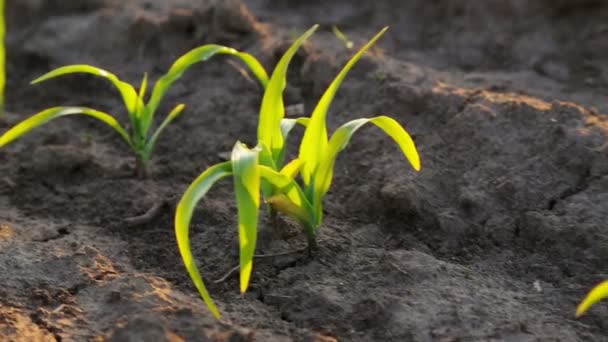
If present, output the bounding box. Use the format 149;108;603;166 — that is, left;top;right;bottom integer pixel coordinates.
0;45;268;178
332;25;354;49
576;280;608;318
175;26;420;319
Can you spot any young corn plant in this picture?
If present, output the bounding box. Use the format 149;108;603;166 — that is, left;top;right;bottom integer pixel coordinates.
175;25;318;319
175;26;420;319
576;280;608;318
0;45;268;178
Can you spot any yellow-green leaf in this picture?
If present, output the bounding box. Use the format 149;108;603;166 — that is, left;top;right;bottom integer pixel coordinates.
31;65;142;117
0;106;130;148
230;142;261;294
277;117;310;165
267;194;311;226
145;103;186;157
145;45;269;135
280;158;303;179
311;116;420;224
576;280;608;318
258;25;318;167
299;27;388;185
258;165;314;225
175;161;233;319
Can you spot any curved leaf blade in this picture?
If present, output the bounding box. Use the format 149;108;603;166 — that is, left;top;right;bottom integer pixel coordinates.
312;116;420;223
258;25;318;167
299;27;388;185
175;161;233;319
0;106;130;147
31;65;142;117
230;142;261;293
145;103;186;160
280;117;310;140
145;45;269;134
576;280;608;318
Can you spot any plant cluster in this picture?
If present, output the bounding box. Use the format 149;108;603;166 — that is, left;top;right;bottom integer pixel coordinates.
0;45;267;177
175;25;420;318
7;19;603;323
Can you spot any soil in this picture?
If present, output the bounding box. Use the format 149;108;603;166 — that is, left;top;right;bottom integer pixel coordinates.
1;0;608;341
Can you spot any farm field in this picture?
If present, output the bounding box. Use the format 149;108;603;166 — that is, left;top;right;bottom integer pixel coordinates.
1;0;608;340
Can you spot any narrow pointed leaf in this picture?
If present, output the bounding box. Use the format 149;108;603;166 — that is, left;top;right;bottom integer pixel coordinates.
0;106;130;148
31;65;142;116
299;27;388;185
231;143;261;294
145;103;186;158
175;161;233;319
280;158;302;179
258;25;318;167
576;280;608;318
144;45;269;134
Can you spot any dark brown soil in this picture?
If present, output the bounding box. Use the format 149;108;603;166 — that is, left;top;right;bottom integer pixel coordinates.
1;0;608;341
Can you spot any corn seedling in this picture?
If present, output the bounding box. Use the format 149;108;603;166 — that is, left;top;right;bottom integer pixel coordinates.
175;25;317;318
0;45;268;177
175;26;420;319
576;280;608;318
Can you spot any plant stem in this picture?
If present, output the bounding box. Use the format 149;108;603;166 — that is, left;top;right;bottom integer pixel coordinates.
307;233;318;256
135;156;148;179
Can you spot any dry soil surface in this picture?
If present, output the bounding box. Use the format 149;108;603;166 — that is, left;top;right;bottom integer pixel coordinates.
1;0;608;341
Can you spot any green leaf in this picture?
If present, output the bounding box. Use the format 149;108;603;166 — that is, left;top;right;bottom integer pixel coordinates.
230;142;261;293
145;103;186;160
258;25;318;168
299;27;388;185
258;165;314;225
332;25;354;49
0;106;131;148
277;117;310;166
577;280;608;318
31;65;143;117
144;45;269;135
311;116;420;224
175;161;233;319
280;158;302;179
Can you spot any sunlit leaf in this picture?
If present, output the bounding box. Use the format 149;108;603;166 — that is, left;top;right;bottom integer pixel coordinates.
31;65;143;117
0;106;131;148
175;161;233;319
258;25;318;167
311;116;420;225
230;142;261;293
280;158;302;179
299;27;388;185
258;165;314;223
145;103;186;160
144;45;269;134
576;280;608;318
